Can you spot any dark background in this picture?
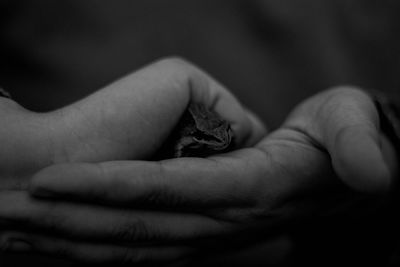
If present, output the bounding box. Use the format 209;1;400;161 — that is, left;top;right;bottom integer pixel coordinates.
1;0;400;265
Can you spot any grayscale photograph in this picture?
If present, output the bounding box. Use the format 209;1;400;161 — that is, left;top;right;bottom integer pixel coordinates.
0;1;399;266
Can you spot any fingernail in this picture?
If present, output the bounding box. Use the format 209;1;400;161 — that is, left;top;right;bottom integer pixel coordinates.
7;239;33;252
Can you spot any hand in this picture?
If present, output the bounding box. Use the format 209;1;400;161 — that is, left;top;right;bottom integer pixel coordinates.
0;57;264;190
1;87;397;264
0;57;266;263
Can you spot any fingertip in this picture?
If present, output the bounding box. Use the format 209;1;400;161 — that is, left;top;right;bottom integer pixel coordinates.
29;165;60;197
214;99;250;147
244;108;268;147
333;129;392;194
30;163;83;197
334;159;391;194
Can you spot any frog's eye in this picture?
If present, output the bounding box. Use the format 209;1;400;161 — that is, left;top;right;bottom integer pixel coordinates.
193;131;222;142
193;130;231;147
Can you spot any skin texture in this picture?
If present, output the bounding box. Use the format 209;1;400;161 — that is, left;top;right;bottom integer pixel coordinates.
0;58;262;190
0;58;398;264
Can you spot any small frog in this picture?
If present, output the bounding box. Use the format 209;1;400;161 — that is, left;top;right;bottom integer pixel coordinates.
172;103;233;157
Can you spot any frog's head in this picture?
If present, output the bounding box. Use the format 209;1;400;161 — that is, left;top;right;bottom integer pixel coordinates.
173;103;234;157
192;117;232;150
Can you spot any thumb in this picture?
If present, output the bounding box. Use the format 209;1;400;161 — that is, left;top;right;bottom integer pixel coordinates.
319;88;393;193
331;122;391;193
289;87;394;193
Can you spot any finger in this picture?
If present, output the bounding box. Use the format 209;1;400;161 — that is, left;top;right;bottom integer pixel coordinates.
51;57;259;162
30;152;263;208
287;87;392;193
0;191;231;242
0;231;192;264
243;108;268;147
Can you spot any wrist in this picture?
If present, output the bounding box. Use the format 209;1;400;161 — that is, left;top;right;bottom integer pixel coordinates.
0;98;56;183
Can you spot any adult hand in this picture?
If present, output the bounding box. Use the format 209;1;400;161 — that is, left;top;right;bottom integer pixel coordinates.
1;87;398;264
0;57;264;191
0;57;266;264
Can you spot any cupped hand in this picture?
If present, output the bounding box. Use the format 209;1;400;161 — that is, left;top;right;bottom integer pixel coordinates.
0;57;264;190
1;87;397;264
0;57;265;264
46;57;264;162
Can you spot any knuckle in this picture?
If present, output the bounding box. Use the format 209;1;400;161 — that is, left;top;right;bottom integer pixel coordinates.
152;56;199;99
325;86;373;109
112;219;152;242
155;56;201;85
316;86;376;124
143;187;185;207
141;188;168;206
152;56;213;104
332;88;377;123
156;56;193;70
326;85;366;97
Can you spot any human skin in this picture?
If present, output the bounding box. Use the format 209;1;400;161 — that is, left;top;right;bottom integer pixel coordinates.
0;58;263;191
0;58;398;264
